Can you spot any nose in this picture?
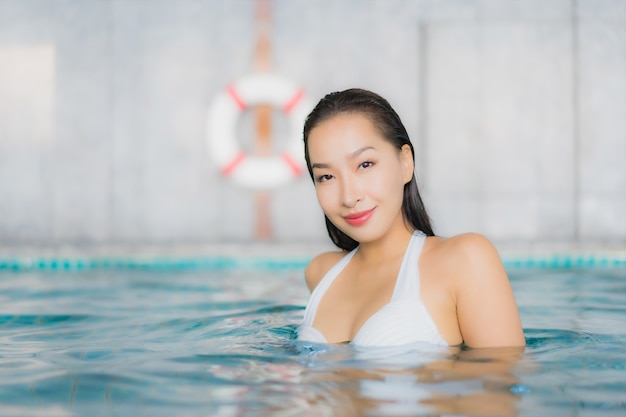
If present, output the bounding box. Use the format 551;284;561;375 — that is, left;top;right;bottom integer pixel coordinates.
340;175;362;208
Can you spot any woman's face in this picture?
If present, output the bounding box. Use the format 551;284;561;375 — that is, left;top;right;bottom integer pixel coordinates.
307;113;414;244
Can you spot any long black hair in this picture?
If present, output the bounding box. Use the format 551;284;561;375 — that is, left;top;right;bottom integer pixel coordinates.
303;88;434;251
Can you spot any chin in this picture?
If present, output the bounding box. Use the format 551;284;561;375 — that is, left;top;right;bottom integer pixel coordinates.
340;227;384;245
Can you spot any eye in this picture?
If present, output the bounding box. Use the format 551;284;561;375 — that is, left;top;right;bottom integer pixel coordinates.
316;174;334;183
359;161;374;169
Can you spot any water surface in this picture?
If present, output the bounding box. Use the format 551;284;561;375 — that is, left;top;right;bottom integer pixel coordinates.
0;267;625;416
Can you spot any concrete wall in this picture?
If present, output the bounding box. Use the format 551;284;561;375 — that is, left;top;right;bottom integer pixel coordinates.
0;0;624;245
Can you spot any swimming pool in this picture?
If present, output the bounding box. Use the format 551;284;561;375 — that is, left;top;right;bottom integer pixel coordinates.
1;256;625;416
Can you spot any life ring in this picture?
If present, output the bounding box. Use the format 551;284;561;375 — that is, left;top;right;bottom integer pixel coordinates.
206;73;312;189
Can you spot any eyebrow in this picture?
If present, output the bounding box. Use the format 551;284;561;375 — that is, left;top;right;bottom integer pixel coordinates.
311;146;375;170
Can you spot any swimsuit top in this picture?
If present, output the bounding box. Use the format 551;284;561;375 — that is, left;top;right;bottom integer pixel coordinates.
298;231;447;347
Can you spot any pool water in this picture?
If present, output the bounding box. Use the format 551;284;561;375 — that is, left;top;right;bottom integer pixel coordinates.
0;265;625;417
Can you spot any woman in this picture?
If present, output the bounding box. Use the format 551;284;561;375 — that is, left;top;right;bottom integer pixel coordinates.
298;88;525;348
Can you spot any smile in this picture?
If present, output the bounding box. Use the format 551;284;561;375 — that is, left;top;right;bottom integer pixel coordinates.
343;208;376;226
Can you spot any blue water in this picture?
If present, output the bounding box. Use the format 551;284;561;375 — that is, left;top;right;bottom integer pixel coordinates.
1;266;625;417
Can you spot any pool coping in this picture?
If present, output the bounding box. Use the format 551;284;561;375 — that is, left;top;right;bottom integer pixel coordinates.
0;242;624;271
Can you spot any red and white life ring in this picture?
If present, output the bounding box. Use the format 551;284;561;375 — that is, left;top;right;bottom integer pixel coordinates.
206;73;312;189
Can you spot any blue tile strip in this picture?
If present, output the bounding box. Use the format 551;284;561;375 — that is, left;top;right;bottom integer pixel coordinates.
0;257;311;271
0;254;624;271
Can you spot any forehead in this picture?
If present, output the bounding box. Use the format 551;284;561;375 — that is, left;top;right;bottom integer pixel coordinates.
307;113;388;152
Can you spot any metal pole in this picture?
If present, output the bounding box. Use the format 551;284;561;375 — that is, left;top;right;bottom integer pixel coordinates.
253;0;272;239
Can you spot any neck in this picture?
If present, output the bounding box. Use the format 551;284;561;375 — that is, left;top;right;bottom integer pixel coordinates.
354;222;414;266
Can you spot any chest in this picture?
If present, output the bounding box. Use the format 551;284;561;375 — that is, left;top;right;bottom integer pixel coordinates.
313;261;402;343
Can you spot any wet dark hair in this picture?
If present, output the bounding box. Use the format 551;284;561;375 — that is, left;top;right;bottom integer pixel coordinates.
303;88;435;251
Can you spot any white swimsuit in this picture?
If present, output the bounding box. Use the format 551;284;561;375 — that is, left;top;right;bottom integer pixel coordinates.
298;231;447;347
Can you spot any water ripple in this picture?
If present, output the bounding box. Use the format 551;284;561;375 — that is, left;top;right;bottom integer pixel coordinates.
0;268;624;416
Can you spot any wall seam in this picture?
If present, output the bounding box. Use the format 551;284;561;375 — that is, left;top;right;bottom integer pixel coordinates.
417;21;429;193
572;0;581;243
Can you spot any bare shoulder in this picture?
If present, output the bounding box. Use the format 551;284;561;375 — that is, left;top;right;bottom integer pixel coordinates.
427;233;502;273
435;233;509;292
304;251;346;292
431;232;499;256
428;233;525;348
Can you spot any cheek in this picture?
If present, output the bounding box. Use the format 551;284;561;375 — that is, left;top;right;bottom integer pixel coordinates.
315;186;333;212
371;166;405;197
377;174;406;210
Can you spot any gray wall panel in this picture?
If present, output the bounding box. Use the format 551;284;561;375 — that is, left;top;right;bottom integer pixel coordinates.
0;0;623;245
578;15;626;241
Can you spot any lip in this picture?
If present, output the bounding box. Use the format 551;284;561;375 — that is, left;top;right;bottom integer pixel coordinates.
343;208;376;226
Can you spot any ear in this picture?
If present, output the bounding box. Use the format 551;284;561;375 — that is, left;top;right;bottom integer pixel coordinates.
399;144;414;184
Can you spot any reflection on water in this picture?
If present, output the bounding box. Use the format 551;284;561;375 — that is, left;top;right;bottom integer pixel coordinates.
0;268;624;416
206;341;525;417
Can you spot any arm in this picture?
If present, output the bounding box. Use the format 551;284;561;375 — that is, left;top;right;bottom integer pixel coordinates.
451;234;525;348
